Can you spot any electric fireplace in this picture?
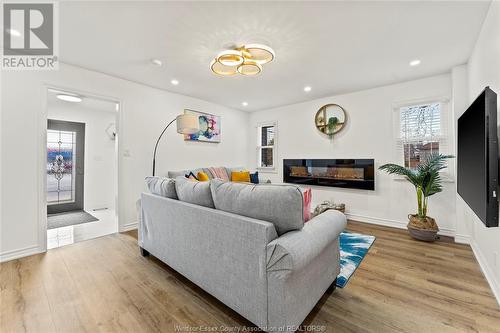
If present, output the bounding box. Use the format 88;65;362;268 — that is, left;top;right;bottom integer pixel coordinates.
283;159;375;190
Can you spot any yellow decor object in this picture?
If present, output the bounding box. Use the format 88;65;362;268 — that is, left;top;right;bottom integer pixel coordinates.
231;171;251;183
210;43;275;76
197;171;210;182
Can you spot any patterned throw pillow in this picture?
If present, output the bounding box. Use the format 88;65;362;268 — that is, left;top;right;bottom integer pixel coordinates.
185;171;198;181
207;167;229;181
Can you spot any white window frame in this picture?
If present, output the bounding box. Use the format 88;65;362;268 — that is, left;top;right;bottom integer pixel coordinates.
392;96;454;181
256;121;278;173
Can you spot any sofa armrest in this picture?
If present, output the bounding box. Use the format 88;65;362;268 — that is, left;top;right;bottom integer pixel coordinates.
266;209;346;279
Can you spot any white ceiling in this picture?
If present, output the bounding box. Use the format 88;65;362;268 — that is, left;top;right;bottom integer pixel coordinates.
59;1;491;112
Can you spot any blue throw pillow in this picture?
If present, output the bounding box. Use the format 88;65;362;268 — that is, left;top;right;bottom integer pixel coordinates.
250;172;259;184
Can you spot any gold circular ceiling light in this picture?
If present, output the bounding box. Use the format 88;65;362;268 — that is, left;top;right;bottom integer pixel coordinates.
237;59;262;76
210;43;274;77
210;58;238;76
216;50;244;66
244;43;275;64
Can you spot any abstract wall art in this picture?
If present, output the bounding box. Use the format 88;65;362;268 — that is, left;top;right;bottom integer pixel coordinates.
184;109;221;143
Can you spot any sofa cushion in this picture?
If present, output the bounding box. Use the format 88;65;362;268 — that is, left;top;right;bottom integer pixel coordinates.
145;176;178;199
175;177;215;208
210;179;304;235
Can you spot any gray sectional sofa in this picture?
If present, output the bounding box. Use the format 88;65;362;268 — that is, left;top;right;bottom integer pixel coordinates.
140;174;346;332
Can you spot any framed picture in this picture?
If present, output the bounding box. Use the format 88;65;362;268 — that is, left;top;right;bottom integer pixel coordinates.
184;109;221;143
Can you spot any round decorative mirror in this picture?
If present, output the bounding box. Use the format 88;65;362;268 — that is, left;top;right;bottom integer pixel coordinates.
315;104;347;136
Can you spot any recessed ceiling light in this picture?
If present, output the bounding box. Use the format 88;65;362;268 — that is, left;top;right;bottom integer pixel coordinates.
304;86;312;92
7;28;21;37
410;59;421;67
242;102;248;106
151;59;163;66
56;94;82;103
171;79;179;85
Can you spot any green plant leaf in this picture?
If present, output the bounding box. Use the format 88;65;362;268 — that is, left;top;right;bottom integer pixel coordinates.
379;163;419;187
379;153;454;216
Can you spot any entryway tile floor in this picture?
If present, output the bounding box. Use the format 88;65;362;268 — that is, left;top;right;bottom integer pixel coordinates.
47;208;118;249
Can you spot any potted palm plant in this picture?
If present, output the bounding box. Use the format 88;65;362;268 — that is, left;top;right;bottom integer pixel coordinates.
379;153;454;241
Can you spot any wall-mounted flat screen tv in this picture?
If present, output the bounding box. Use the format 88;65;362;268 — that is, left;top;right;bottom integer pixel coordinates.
457;87;498;228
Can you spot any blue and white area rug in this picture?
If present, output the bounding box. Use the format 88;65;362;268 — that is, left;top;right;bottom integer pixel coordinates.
336;232;376;288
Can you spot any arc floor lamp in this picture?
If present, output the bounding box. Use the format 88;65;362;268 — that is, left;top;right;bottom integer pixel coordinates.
152;114;199;176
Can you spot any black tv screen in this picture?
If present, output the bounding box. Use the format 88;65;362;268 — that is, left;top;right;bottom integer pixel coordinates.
457;87;498;228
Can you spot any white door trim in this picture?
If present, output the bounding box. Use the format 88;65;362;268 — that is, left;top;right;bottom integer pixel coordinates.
39;83;123;253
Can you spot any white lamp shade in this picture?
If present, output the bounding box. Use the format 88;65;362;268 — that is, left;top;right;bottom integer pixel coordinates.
176;114;199;134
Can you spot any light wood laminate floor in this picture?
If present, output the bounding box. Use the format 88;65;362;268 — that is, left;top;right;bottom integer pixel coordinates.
1;221;499;332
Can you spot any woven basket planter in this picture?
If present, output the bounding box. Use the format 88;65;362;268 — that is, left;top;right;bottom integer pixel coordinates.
407;214;439;242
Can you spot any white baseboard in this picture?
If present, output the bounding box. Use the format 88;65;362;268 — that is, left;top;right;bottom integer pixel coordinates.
345;212;456;237
120;222;138;232
454;233;470;244
470;240;500;306
1;223;138;262
0;245;44;263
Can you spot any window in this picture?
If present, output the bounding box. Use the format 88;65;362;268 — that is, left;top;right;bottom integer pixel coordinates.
47;129;77;204
257;123;276;170
397;100;449;170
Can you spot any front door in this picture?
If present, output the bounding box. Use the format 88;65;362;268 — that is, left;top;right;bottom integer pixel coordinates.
47;120;85;214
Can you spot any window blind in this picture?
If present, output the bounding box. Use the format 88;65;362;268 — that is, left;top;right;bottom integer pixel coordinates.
400;103;442;142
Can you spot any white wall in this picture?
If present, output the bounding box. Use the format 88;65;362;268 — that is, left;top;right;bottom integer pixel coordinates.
451;64;470;239
456;1;500;304
47;102;117;211
248;74;456;234
1;63;249;261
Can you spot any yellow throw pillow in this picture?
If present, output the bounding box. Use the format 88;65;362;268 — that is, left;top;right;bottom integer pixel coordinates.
231;171;251;183
197;171;210;182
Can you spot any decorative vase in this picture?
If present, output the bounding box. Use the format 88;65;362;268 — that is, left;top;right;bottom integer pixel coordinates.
407;214;439;242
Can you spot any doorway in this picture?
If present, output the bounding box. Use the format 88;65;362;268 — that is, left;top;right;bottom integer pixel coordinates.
47;119;85;214
45;88;119;249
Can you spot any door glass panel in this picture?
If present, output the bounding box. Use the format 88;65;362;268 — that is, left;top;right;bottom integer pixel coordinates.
47;130;77;205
